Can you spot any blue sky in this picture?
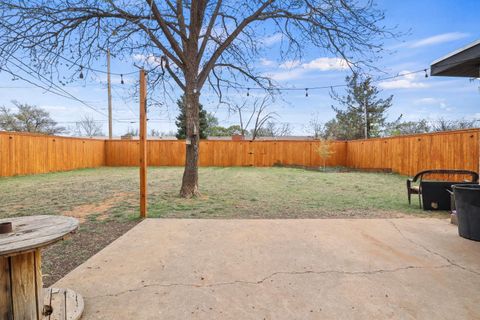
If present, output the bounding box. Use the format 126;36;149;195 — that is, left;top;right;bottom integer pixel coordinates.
0;0;479;136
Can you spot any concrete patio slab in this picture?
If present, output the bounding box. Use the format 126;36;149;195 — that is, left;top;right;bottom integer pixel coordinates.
55;219;480;319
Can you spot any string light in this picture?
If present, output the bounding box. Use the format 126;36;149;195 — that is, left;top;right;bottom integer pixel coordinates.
226;68;432;96
120;74;124;85
79;66;84;79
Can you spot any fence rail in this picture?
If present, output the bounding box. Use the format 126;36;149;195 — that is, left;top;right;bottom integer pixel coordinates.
1;129;479;177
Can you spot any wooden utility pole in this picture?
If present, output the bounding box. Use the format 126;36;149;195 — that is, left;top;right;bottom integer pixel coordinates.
107;49;113;139
364;89;368;140
139;69;147;218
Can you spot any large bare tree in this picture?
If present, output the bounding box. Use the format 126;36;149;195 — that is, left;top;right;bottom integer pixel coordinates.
0;0;391;197
230;97;276;140
74;115;104;137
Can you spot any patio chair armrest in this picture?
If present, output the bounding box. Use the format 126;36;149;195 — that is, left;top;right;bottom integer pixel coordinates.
406;178;413;189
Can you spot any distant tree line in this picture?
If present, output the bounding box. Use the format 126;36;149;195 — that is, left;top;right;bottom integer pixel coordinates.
0;101;66;135
305;74;478;140
3;90;475;141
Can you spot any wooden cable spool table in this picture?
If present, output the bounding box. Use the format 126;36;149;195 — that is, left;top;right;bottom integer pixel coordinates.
0;215;84;320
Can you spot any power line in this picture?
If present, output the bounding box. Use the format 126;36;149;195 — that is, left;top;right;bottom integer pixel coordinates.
0;22;137;76
6;55;113;119
111;86;138;118
1;64;81;101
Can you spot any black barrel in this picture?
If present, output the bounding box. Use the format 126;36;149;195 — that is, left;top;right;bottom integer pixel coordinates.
452;184;480;241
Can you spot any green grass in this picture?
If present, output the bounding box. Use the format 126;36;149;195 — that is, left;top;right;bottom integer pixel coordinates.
0;167;441;220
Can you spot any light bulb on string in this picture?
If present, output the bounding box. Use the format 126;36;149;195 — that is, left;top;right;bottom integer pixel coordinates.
120;74;124;84
247;88;250;96
424;69;429;78
305;88;309;97
79;66;84;79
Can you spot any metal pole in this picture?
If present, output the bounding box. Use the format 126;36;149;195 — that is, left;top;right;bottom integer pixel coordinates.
107;49;113;139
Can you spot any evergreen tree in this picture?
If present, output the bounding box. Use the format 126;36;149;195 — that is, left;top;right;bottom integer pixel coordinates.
175;95;208;139
326;74;394;140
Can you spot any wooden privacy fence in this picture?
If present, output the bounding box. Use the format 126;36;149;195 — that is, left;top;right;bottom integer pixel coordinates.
0;132;105;177
105;140;348;167
346;129;480;176
1;129;479;177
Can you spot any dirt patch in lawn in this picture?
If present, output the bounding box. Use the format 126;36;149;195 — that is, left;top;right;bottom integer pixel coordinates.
42;219;138;287
62;192;132;222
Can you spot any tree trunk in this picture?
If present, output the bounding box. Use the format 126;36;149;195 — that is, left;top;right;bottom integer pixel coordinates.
179;83;201;198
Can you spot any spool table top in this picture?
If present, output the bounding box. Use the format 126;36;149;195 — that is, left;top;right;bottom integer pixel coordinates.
0;215;78;257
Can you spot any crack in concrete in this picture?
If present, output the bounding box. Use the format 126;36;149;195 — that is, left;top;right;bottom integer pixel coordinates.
388;220;480;276
84;221;479;300
86;264;454;299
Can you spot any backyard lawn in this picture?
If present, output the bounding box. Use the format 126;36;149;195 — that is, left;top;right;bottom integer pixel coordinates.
0;167;441;285
0;166;430;220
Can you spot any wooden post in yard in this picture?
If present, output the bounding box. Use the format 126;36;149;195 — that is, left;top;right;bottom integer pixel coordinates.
139;69;147;218
107;49;113;139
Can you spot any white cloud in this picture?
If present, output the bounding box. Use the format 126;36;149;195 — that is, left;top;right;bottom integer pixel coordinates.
378;70;428;89
132;53;162;66
302;57;349;71
268;68;305;81
279;60;301;69
259;58;275;66
413;98;453;112
409;32;469;48
414;97;444;105
262;33;283;46
132;53;147;62
382;80;426;89
439;102;452;111
267;57;348;81
379;79;427;89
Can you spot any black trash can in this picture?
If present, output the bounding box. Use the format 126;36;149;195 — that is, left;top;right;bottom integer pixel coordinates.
452;184;480;241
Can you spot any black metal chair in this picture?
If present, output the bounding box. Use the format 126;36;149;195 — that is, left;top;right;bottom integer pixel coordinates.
407;169;479;209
